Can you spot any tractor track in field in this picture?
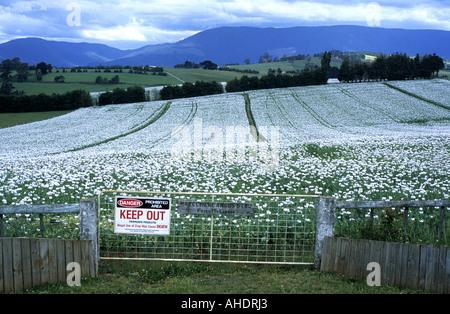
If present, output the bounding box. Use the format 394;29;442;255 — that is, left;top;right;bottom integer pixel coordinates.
243;93;267;143
58;102;172;154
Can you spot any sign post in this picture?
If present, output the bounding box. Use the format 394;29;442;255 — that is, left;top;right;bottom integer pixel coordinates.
177;201;254;216
114;196;171;235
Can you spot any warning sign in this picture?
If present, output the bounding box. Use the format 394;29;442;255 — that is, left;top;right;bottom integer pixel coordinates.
114;196;171;235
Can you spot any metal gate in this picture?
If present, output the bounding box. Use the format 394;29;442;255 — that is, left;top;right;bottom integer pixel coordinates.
97;190;319;265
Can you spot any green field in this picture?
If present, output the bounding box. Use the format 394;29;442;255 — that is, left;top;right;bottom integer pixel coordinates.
230;57;341;73
7;54;450;97
166;67;259;82
0;110;73;129
13;70;181;95
10;57;336;96
12;68;257;96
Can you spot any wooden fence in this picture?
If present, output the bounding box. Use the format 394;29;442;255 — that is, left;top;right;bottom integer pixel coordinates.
315;198;449;293
335;199;449;244
321;237;449;293
0;237;95;293
0;199;98;293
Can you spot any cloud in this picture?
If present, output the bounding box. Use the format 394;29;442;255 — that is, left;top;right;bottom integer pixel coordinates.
82;20;147;42
2;0;449;48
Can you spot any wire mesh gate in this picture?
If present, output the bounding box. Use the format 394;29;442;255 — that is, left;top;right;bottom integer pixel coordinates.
98;191;319;265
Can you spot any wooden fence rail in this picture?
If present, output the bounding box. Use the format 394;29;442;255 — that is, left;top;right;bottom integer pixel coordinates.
0;199;98;293
0;237;95;293
336;199;449;243
321;237;449;293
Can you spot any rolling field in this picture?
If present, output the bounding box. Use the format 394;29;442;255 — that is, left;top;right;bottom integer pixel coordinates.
13;70;181;95
0;79;449;245
12;67;256;95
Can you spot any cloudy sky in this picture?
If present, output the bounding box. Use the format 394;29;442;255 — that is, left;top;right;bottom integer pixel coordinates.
1;0;449;49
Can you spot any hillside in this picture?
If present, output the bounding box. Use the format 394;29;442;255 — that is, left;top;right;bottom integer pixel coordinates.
1;80;449;252
1;26;449;67
116;25;450;67
1;79;449;158
0;38;131;67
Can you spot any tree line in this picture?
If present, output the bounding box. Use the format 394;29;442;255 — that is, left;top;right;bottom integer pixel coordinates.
159;81;224;100
0;51;445;113
338;52;444;82
226;51;332;92
0;89;91;113
98;86;146;106
174;60;218;70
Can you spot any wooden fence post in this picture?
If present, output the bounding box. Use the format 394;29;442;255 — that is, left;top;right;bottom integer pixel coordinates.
79;199;98;277
315;197;336;270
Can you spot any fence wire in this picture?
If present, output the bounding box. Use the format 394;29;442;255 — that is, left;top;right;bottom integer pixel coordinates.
0;212;80;239
98;191;318;265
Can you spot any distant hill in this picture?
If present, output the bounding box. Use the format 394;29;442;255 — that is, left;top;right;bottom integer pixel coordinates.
1;25;449;67
0;38;130;67
114;25;450;67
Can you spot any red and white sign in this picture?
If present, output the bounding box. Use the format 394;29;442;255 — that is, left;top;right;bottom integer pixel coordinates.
114;196;171;235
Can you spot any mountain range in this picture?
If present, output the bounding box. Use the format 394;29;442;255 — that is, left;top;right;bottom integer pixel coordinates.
1;25;449;67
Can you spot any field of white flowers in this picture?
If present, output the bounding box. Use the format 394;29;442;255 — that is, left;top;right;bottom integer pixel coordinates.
0;79;449;245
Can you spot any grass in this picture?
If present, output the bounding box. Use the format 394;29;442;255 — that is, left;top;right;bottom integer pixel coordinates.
10;58;343;96
231;58;342;73
165;67;259;83
21;260;429;294
0;110;74;129
13;70;180;95
12;68;251;96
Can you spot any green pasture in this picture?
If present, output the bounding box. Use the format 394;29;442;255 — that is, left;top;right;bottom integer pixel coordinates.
165;67;259;83
230;57;342;73
13;69;180;95
12;68;249;95
10;58;343;96
0;110;73;129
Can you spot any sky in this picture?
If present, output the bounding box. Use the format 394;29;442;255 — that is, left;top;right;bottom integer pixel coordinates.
0;0;449;49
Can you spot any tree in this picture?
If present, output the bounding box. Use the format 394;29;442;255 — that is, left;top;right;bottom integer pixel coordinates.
110;75;120;84
127;86;146;103
16;62;30;82
329;66;340;79
0;81;14;95
225;78;241;93
386;53;413;80
36;62;49;75
181;82;196;98
36;69;43;81
320;51;332;83
176;60;199;69
353;63;367;82
338;57;354;82
199;60;218;70
371;54;388;81
0;59;14;82
429;53;444;77
54;75;65;83
259;52;273;63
